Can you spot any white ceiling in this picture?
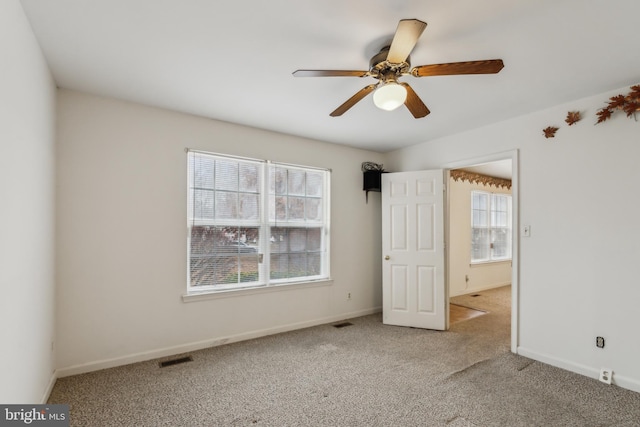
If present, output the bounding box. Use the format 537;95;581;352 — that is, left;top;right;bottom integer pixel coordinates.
20;0;640;153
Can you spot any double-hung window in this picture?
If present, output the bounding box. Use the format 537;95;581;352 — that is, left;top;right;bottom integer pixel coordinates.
471;191;512;263
187;150;330;292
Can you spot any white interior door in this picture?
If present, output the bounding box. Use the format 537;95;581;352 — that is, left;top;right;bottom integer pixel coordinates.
382;170;446;330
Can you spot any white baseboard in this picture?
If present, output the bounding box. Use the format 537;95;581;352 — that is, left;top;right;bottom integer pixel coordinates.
57;307;382;378
451;282;511;298
41;371;58;404
517;346;640;394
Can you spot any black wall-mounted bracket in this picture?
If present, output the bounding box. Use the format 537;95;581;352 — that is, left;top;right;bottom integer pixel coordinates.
361;162;386;203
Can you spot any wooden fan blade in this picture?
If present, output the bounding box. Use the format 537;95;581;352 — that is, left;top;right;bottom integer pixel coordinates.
401;83;430;118
386;19;427;64
293;70;369;77
411;59;504;77
330;84;377;117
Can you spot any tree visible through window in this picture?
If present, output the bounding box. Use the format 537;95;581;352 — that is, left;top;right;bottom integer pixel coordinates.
187;151;330;291
471;191;512;263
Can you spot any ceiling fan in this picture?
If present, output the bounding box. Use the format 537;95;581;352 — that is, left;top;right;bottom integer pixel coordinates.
293;19;504;118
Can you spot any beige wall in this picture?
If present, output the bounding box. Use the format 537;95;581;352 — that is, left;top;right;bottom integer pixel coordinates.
449;178;512;297
55;90;385;375
0;0;57;403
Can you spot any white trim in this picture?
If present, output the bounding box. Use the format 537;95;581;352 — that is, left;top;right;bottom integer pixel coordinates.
41;371;58;404
470;259;512;266
182;278;333;302
450;281;511;298
444;149;519;354
56;306;380;378
186;148;263;164
186;148;331;173
444;169;451;329
517;346;640;394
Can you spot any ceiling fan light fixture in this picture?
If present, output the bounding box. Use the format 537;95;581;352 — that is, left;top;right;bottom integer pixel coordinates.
373;82;407;111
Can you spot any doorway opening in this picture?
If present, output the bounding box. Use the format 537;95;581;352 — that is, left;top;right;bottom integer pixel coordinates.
445;151;518;353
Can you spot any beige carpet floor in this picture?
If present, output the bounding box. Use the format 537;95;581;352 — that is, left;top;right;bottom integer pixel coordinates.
48;285;640;426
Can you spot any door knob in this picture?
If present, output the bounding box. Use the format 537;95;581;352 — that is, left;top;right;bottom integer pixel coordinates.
384;255;390;260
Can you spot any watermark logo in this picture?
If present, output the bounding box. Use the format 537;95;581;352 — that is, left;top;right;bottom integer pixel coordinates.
0;405;68;426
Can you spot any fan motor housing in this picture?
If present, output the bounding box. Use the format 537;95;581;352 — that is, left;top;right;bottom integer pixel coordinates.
369;46;410;79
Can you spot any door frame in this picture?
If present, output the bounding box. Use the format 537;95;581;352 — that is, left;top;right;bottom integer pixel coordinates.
443;149;519;354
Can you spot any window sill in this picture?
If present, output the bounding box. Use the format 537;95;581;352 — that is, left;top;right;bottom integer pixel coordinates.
182;278;334;303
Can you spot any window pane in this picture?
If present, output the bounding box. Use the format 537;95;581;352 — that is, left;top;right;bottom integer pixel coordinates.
191;228;218;284
269;227;323;280
239;163;259;193
270;167;287;195
491;194;508;228
215;191;238;219
306;171;323;197
189;226;235;286
471;191;489;227
239;255;260;283
305;198;322;221
193;189;214;220
289;228;307;252
239;193;259;220
287;197;305;220
288;253;307;278
482;211;489;225
215;159;238;191
288;169;305;196
270;227;288;253
498;195;507;210
472;210;479;226
307;228;322;251
474;211;480;226
473;192;488;210
270;254;288;280
307;252;322;276
193;155;214;189
189;226;259;287
491;228;511;259
470;191;512;262
273;196;286;220
471;228;490;261
478;210;487;226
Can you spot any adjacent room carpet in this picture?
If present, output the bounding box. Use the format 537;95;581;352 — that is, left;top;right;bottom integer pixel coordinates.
48;286;640;426
449;304;486;324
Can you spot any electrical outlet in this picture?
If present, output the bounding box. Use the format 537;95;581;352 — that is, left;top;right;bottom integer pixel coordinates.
599;368;612;385
596;336;605;348
347;292;351;300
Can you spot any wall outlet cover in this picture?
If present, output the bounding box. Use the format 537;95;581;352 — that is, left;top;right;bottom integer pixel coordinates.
599;368;612;385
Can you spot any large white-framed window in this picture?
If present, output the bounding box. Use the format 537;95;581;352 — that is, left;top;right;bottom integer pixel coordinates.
187;150;330;293
471;191;512;263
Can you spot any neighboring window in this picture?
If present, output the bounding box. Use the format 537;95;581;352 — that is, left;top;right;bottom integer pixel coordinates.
471;191;512;263
187;151;330;292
